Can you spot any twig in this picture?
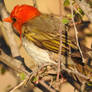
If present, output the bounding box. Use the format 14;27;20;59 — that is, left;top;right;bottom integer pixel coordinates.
9;79;28;92
32;0;37;8
69;0;85;63
73;7;83;17
57;0;63;81
0;49;30;75
39;80;56;92
62;67;89;80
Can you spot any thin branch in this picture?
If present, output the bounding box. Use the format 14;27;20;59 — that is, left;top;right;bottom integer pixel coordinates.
57;0;64;81
39;80;56;92
9;79;28;92
73;7;83;17
62;67;89;80
69;0;85;63
32;0;37;8
0;49;30;75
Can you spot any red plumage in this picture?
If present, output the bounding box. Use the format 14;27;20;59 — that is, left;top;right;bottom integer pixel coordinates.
3;4;41;36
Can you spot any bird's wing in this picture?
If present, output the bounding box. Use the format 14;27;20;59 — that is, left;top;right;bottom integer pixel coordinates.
22;27;77;54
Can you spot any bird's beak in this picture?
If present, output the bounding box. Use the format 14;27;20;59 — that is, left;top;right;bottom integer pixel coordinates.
3;17;13;23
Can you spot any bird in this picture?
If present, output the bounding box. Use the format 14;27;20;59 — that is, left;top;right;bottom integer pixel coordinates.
3;4;83;67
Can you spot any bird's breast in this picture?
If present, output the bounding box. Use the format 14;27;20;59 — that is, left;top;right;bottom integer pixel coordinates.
22;37;56;66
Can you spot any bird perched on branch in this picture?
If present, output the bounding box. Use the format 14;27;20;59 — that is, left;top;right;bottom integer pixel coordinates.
3;4;83;66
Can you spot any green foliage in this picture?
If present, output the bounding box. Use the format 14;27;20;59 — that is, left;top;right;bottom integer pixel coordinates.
62;18;70;24
31;76;39;83
67;14;73;19
0;66;6;74
19;72;26;80
87;82;92;86
64;0;70;6
74;8;84;22
77;8;84;15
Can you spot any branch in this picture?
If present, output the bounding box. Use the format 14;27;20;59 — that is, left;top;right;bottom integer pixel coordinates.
0;49;30;75
10;79;28;92
69;0;85;63
57;0;65;81
0;4;20;57
32;0;37;8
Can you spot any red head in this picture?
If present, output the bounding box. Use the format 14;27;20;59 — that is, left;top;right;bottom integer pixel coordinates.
3;4;40;36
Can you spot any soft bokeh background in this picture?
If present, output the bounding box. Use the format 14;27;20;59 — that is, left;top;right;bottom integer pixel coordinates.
4;0;60;14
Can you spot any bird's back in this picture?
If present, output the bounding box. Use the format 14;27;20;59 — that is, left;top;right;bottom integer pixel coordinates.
23;14;60;33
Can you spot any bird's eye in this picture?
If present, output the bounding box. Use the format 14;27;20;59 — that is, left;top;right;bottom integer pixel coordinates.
12;18;16;23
